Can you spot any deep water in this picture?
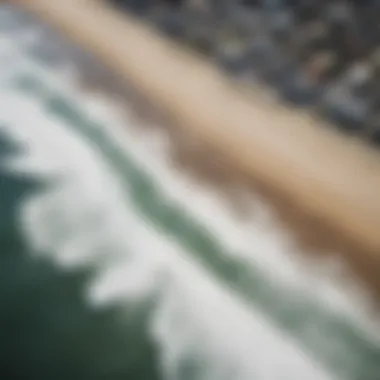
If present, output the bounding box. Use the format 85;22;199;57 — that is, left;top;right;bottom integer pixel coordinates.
0;133;162;380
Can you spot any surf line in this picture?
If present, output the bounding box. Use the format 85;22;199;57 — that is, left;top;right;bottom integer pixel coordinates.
9;71;380;380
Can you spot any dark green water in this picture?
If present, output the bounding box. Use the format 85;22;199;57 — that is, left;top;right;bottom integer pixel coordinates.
0;132;162;379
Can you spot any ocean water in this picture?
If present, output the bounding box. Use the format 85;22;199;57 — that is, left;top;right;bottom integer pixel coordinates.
0;5;379;380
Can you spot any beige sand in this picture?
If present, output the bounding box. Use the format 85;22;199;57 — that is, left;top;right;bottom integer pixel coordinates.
13;0;380;296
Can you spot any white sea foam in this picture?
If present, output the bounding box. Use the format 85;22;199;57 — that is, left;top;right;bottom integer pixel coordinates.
8;36;374;336
0;78;333;380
